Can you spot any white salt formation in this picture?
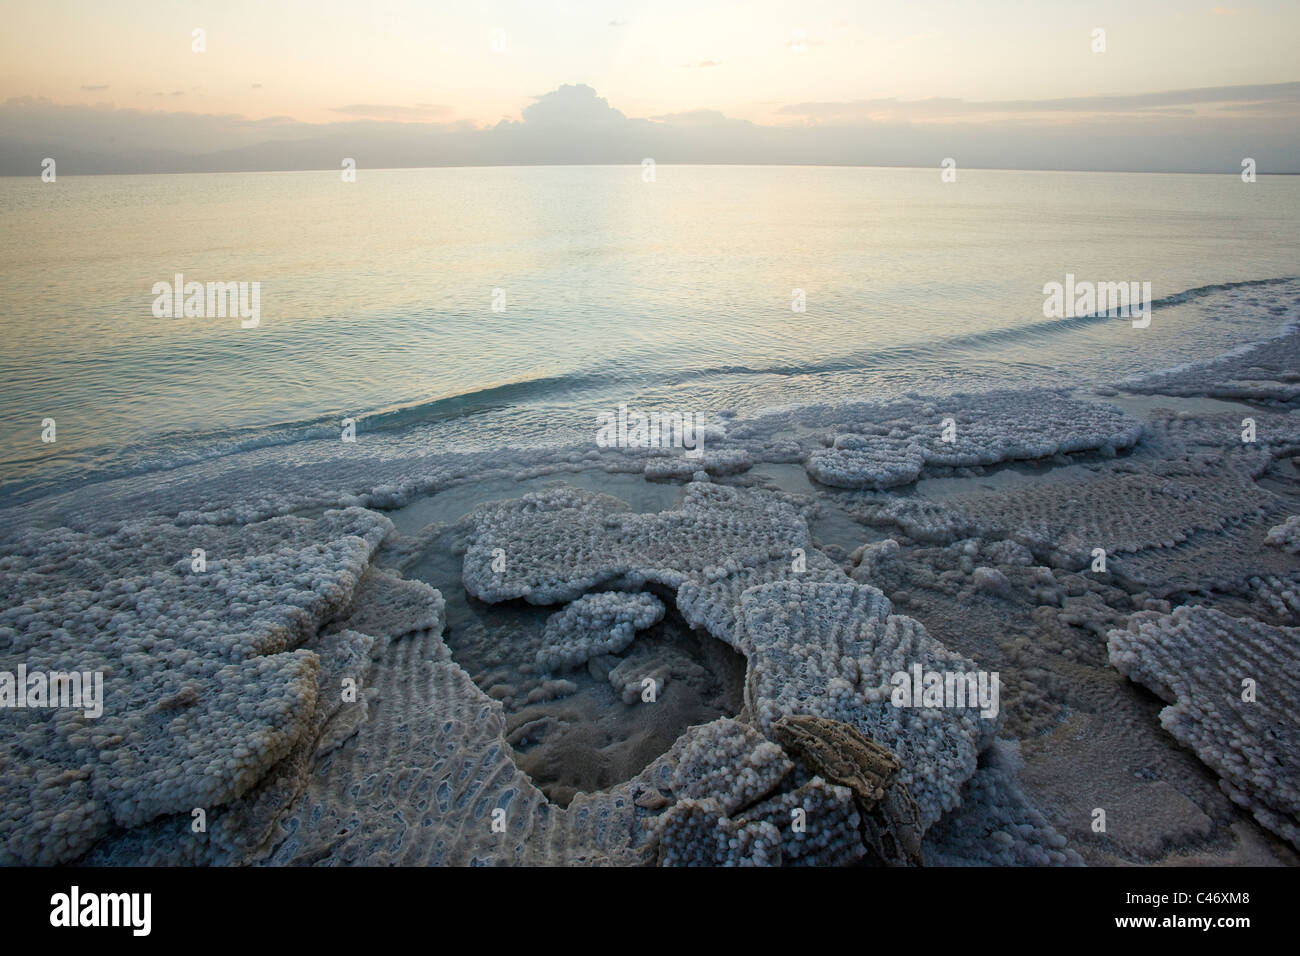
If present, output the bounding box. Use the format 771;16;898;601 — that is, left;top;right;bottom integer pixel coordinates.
804;390;1142;489
654;776;865;867
667;718;793;815
643;449;752;479
534;591;665;671
462;483;844;645
653;798;786;867
3;280;1297;867
853;451;1290;592
735;580;1000;827
1108;606;1300;848
0;508;392;865
460;486;1002;842
1266;516;1300;554
80;624;380;865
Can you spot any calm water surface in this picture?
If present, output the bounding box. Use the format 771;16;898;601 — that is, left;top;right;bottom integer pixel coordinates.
1;165;1297;500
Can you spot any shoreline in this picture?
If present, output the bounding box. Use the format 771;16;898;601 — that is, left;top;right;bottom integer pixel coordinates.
1;285;1297;866
4;274;1297;510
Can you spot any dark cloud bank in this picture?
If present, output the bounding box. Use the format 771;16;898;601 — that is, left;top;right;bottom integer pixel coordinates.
2;82;1297;175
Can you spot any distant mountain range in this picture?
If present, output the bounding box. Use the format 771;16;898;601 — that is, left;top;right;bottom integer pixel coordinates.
3;82;1297;176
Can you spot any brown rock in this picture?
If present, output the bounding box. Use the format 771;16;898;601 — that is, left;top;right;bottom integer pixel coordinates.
772;714;924;865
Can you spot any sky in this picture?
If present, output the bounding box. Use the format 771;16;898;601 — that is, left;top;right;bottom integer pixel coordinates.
1;0;1298;173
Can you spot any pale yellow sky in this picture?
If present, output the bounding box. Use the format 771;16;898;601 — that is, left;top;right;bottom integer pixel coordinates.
1;0;1297;127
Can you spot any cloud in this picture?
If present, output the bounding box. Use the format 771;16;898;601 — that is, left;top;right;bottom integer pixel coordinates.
80;84;109;92
684;60;721;68
0;96;343;155
776;81;1300;123
251;83;263;90
2;83;1297;175
651;109;754;128
786;35;823;50
329;103;451;120
513;84;628;128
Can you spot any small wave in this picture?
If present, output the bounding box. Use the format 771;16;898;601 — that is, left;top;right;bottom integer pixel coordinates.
4;275;1295;507
679;276;1300;381
0;370;613;505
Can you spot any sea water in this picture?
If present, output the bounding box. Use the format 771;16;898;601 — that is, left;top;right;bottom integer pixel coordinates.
1;164;1297;503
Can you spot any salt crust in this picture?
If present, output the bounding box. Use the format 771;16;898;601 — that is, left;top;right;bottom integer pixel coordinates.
13;307;1298;864
0;508;391;864
534;591;665;672
1108;606;1300;848
804;390;1142;490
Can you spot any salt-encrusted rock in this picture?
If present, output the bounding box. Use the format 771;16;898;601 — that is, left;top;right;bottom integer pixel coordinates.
332;567;445;637
207;626;378;862
1107;606;1300;848
805;390;1141;489
643;449;752;479
0;507;392;866
654;773;867;867
534;591;665;672
462;483;846;645
808;434;927;489
972;566;1013;597
772;714;923;864
730;776;867;866
1265;516;1300;555
851;538;901;583
735;580;1000;828
668;718;793;815
74;621;388;866
654;798;785;867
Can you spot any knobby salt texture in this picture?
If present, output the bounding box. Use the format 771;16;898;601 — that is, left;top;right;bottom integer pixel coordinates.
805;390;1142;489
0;508;391;865
535;591;665;672
1108;605;1300;848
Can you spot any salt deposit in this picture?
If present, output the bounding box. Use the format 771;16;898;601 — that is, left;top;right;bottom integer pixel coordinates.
1266;516;1300;554
1;283;1298;867
1108;606;1300;848
534;591;666;672
804;390;1143;490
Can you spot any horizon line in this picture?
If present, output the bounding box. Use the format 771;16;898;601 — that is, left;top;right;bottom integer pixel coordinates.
5;161;1297;179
